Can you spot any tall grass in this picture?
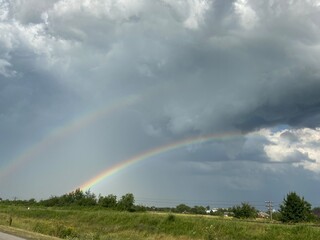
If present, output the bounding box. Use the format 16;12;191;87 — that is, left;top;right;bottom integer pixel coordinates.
1;205;320;240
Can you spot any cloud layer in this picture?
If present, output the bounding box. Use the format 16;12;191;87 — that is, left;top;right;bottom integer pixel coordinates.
1;0;320;206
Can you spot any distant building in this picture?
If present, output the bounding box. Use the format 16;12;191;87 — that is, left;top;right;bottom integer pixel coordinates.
258;211;269;218
223;212;234;217
206;208;218;214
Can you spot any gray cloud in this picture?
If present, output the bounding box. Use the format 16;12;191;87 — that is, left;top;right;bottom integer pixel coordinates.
1;0;320;205
7;0;59;24
280;130;299;143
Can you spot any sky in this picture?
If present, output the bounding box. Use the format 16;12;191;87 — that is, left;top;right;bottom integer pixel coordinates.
0;0;320;209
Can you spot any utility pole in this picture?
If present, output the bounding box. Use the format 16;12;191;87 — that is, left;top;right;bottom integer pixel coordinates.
265;201;273;221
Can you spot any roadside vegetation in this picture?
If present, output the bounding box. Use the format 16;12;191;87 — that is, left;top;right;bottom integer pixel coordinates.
1;190;320;240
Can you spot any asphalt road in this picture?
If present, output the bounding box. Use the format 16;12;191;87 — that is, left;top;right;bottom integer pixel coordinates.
0;232;25;240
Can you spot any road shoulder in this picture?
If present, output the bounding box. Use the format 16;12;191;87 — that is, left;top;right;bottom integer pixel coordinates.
0;226;60;240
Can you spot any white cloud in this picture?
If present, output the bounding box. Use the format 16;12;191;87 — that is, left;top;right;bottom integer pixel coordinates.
0;0;9;21
50;0;144;21
0;23;17;53
234;0;258;29
0;19;71;78
258;128;320;172
159;0;210;29
184;0;210;29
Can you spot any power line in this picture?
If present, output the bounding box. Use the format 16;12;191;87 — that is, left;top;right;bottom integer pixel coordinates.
265;201;274;221
135;196;281;210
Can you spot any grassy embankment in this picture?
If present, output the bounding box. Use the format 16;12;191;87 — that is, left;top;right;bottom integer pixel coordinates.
1;205;320;240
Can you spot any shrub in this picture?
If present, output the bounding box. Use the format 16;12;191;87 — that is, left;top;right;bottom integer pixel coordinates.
232;202;257;219
166;214;176;222
117;193;135;211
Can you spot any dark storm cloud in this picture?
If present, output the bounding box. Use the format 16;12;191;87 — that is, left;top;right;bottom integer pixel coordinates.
7;0;315;137
237;67;320;130
1;0;319;136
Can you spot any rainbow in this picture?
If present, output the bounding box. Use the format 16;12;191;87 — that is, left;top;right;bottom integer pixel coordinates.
79;131;244;191
0;83;176;181
0;94;140;181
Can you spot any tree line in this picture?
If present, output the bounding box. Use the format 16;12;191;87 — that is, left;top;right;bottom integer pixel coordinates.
218;192;318;223
150;192;320;223
41;189;142;211
1;189;141;212
1;190;319;223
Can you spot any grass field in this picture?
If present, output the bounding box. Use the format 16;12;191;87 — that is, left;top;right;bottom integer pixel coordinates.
1;205;320;240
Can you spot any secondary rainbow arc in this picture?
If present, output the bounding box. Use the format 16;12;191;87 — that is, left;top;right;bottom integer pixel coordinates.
0;95;140;180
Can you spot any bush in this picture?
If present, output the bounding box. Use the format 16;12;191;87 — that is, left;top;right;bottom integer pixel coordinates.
175;204;191;213
117;193;135;211
166;214;176;222
55;224;77;238
232;202;257;219
98;194;117;208
133;205;147;212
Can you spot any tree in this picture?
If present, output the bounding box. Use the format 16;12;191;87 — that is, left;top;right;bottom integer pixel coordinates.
175;204;191;213
312;207;320;218
98;194;117;208
40;189;97;207
117;193;135;211
40;195;61;207
81;189;97;206
190;205;206;215
232;202;257;219
279;192;312;223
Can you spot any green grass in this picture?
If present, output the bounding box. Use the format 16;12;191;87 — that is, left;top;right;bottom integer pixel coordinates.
1;205;320;240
